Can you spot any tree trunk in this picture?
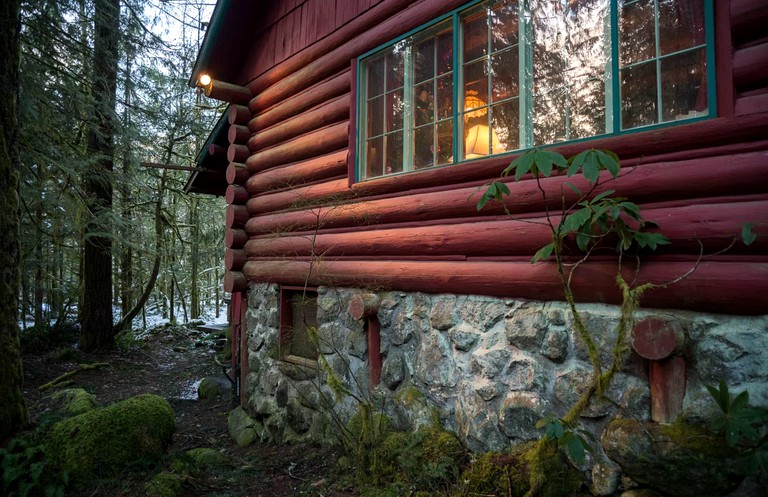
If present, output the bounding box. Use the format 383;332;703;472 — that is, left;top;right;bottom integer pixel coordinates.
80;0;120;352
189;197;200;319
0;0;28;442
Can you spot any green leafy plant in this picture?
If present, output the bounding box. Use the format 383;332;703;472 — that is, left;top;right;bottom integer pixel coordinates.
535;416;595;466
0;435;68;497
707;381;768;476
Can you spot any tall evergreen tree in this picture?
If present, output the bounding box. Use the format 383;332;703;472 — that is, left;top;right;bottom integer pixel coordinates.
0;0;28;442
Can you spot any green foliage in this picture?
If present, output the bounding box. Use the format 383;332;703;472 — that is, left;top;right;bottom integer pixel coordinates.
535;416;594;466
0;433;68;497
707;381;768;476
741;222;757;246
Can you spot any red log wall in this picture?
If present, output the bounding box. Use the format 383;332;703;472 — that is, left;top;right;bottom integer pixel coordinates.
219;0;768;314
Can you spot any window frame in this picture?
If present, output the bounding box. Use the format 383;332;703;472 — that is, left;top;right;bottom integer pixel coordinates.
354;0;716;182
278;286;320;368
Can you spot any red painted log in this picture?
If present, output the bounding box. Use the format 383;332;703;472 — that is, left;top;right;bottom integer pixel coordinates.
241;258;768;314
204;79;252;105
225;184;249;204
245;150;348;194
228;124;251;144
347;293;381;320
735;92;768;116
225;249;248;271
225;229;248;249
245;121;349;174
226;162;250;185
226;204;249;229
730;0;768;45
224;271;247;293
247;95;349;151
649;356;686;424
244;199;768;257
632;318;685;361
228;104;252;125
227;144;250;163
208;143;226;158
249;71;350;130
245;151;768;234
733;42;768;93
246;178;350;215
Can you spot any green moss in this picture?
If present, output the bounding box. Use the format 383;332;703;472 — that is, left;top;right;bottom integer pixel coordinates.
50;388;98;416
46;394;176;483
185;448;227;468
659;420;737;457
144;472;184;497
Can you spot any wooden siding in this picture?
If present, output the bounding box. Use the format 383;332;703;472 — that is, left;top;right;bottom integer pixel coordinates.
221;0;768;315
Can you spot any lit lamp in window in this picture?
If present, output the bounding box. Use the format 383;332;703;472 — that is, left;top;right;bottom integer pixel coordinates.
464;90;502;159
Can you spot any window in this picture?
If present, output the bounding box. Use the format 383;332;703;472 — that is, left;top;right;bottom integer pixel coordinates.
279;287;319;367
357;0;713;180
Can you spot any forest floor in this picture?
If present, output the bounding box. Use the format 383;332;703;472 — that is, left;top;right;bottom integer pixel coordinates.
22;323;357;497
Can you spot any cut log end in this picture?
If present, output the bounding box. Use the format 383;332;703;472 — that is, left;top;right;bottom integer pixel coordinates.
347;293;381;320
632;318;685;361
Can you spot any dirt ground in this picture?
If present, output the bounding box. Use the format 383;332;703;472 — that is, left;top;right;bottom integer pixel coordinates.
22;324;357;497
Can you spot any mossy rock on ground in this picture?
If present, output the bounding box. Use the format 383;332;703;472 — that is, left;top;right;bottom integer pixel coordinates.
144;472;185;497
50;388;98;416
46;394;176;483
197;376;232;399
186;447;227;468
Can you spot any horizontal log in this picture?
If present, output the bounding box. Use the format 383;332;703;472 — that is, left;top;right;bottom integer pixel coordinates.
348;293;381;320
245;150;348;194
225;229;248;249
246;178;351;215
245;150;768;234
248;95;349;151
224;271;247;293
225;249;247;271
249;70;350;129
228;124;251;144
205;79;252;105
245;121;349;174
241;258;768;315
225;184;249;204
733;42;768;93
731;0;768;43
226;162;250;185
226;204;249;229
228;104;251;125
208;143;226;158
244;199;768;258
227;144;250;163
735;92;768;116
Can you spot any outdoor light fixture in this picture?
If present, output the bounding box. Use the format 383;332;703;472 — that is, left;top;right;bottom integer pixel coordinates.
197;73;213;95
194;73;252;105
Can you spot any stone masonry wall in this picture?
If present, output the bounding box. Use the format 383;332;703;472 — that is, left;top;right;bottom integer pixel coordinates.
242;282;768;459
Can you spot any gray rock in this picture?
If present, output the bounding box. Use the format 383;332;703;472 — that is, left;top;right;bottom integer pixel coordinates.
591;460;621;496
470;348;511;379
450;323;480;351
285;400;313;433
505;355;545;392
542;328;568;362
458;298;506;330
277;361;317;381
430;298;456;331
198;376;232;399
505;306;547;351
381;352;405;390
415;329;457;388
498;391;546;441
228;406;262;447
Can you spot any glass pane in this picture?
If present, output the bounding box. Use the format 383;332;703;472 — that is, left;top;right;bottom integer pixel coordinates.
463;9;488;62
490;1;518;53
437;31;453;75
436;120;454;166
367;95;384;138
367;57;384;96
414;38;435;84
386;49;405;91
570;73;607;139
621;61;658;129
415;81;434;127
619;0;656;65
658;0;705;55
464;60;489;117
436;75;453;120
491;48;518;102
660;48;707;121
385;131;404;175
414;125;435;169
533;89;566;145
491;99;519;153
385;89;404;132
365;136;383;178
464;110;491;159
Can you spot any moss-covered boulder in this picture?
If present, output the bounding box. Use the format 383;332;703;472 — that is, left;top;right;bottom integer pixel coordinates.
144;472;185;497
197;376;231;399
186;447;227;468
50;388;98;416
46;394;175;482
601;418;744;497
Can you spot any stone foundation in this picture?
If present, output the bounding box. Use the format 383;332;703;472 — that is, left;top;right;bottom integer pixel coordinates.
242;282;768;460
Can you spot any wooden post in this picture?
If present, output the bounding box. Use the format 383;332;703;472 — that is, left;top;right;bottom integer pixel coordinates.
632;318;687;423
347;293;382;386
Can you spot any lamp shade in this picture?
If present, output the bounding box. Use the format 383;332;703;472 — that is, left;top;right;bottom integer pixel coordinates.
465;124;503;159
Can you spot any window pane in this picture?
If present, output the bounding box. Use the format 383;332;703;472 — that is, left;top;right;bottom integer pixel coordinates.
386;49;405;91
385;89;404;132
660;47;707;121
366;136;383;178
464;110;491;159
436;120;454;165
491;99;519;153
490;1;518;53
367;95;384;137
367;57;384;96
658;0;705;55
619;0;656;65
463;9;488;62
414;38;435;84
436;75;453;120
491;48;518;102
414;125;435;169
415;81;434;127
437;31;453;75
386;131;404;174
621;61;658;128
533;89;566;145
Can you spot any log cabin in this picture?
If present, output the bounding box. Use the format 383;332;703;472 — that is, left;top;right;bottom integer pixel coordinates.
186;0;768;487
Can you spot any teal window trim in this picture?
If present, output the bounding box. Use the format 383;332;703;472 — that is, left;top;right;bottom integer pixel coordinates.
355;0;715;182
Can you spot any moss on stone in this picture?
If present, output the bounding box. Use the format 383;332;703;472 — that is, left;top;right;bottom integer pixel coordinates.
50;388;98;416
186;447;227;468
46;394;175;483
144;472;184;497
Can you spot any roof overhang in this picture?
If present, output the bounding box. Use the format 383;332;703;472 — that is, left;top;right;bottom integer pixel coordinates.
184;111;229;195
